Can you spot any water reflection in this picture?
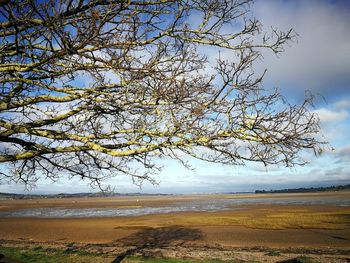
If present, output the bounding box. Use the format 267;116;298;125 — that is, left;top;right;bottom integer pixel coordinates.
1;195;349;218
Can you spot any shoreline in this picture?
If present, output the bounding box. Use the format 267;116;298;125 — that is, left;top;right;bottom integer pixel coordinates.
0;192;349;262
0;191;349;213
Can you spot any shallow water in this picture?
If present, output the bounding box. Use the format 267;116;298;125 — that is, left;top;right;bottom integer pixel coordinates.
1;195;349;218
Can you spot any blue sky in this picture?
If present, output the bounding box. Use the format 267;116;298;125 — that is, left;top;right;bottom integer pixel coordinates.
1;0;349;194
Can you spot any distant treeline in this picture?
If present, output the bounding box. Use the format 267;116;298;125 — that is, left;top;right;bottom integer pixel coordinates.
0;192;173;200
255;184;350;194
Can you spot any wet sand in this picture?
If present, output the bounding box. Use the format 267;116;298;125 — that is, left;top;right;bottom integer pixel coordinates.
1;191;348;212
0;192;349;249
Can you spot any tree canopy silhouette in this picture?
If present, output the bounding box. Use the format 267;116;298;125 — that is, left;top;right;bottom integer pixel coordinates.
0;0;324;188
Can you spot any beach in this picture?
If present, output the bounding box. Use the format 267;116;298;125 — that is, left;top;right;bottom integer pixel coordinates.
0;192;349;262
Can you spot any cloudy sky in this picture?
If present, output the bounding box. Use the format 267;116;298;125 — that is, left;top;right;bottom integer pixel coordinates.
1;0;350;194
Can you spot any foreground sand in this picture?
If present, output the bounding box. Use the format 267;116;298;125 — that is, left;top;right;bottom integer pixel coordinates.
1;212;349;247
0;192;349;262
0;192;349;247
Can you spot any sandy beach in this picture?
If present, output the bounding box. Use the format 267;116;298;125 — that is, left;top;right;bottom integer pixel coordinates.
0;192;350;262
0;213;349;248
0;192;349;250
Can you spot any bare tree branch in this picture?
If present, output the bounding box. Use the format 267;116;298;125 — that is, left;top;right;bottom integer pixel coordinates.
0;0;326;188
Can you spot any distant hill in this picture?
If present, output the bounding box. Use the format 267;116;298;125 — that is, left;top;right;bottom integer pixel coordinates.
255;184;350;194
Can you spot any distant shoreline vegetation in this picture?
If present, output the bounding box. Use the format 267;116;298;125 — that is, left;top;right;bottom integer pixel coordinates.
255;184;350;194
1;184;349;200
0;192;174;200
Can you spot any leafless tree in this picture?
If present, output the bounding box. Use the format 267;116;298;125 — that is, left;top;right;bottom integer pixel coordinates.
0;0;325;189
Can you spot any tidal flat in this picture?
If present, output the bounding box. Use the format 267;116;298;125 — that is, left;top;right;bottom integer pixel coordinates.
0;191;349;262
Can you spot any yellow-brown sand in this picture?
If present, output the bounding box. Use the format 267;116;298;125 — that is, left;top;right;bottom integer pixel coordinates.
0;192;349;249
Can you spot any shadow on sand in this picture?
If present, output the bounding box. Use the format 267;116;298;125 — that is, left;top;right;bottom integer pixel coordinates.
111;226;204;262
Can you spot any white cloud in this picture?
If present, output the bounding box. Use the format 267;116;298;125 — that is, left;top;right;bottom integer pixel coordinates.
310;98;350;142
335;99;350;109
333;144;350;162
313;108;348;122
335;144;350;155
2;1;350;195
253;0;350;93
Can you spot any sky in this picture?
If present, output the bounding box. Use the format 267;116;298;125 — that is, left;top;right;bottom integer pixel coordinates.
1;0;350;194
